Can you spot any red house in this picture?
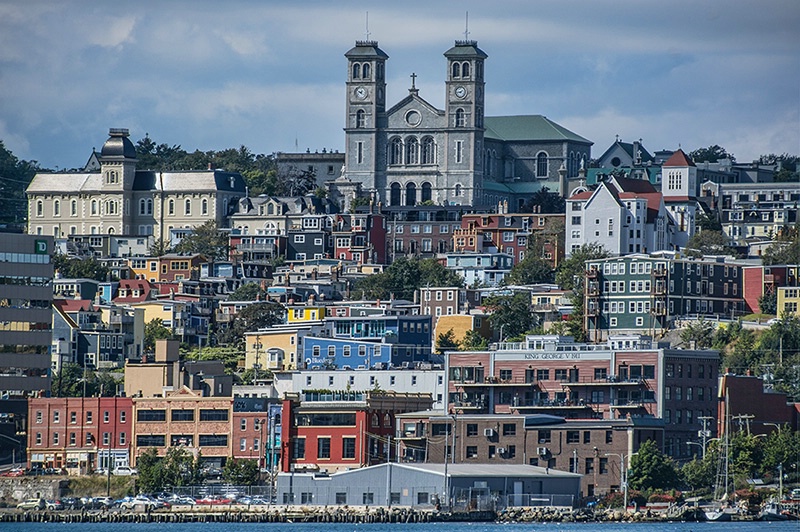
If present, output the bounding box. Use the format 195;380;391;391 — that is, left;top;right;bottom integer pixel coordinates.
27;397;133;474
332;213;387;265
280;390;431;473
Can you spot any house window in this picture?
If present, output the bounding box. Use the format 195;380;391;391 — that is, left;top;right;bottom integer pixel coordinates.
455;108;466;127
317;437;331;459
342;437;356;459
536;152;548;177
356;109;366;128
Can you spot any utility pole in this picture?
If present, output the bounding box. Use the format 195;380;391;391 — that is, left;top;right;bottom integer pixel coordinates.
698;416;713;458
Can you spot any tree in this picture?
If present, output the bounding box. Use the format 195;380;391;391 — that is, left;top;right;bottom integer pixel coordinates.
51;363;120;398
522;186;565;214
174;220;228;260
52;253;110;281
696;211;722;232
183;345;251;376
555;243;610;341
144;318;173;353
0;140;40;224
274;166;317;196
762;233;800;266
681;457;715;492
354;257;463;301
461;329;488;351
689;145;735;164
684;230;737;258
217;302;285;348
758;291;777;315
485;292;537;341
148;238;171;257
227;282;268;301
222;458;260;486
505;255;554;285
136;448;167;493
627;440;681;491
680;317;715;349
436;329;459;355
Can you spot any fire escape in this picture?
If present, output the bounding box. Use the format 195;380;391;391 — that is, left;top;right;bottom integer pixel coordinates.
585;266;601;342
650;264;668;337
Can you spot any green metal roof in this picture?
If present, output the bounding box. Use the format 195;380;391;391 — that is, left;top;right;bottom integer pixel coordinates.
484;115;592;144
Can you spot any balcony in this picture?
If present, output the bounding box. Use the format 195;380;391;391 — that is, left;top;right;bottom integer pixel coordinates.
458;376;538;387
652;307;667;316
586;268;599;279
764;274;775;284
559;376;645;388
652;283;667;295
512;400;594;411
586;306;600;317
587;284;600;296
653;268;667;278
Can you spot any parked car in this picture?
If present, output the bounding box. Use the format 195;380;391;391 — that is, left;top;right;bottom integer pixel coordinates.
120;496;157;511
0;467;25;477
17;498;45;510
112;466;137;476
61;498;83;510
45;500;63;511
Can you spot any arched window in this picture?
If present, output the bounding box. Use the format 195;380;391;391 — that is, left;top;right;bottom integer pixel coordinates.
168;199;175;215
362;63;370;79
406;137;419;165
452;62;460;79
422;137;435;164
390;137;403;165
184;199;191;215
139;199;146;215
91;200;97;215
383;413;391;427
70;226;77;235
71;199;77;216
36;200;43;217
352;63;361;79
53;200;60;216
377;62;384;80
356;109;366;128
461;61;470;78
421;182;432;203
454;184;462;197
201;198;208;216
405;183;417;206
108;226;115;234
107;200;117;215
390;183;401;206
536;152;548;178
455;108;466;127
146;199;153;215
371;413;379;428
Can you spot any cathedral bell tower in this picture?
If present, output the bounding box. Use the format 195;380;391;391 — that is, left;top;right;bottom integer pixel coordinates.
344;41;388;195
444;40;487;206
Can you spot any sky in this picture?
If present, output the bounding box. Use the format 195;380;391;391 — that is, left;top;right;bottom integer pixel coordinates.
1;0;798;170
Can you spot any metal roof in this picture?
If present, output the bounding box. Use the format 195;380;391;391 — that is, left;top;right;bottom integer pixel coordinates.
485;115;592;144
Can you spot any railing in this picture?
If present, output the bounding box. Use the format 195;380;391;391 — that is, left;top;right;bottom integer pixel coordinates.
499;493;574;509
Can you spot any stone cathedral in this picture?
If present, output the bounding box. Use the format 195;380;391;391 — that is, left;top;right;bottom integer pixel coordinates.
338;40;593;212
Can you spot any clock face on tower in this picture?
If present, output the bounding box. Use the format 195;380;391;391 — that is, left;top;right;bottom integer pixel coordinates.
354;87;368;100
454;86;467;99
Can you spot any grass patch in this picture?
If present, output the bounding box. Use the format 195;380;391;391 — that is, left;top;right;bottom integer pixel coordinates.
66;475;135;499
741;313;774;322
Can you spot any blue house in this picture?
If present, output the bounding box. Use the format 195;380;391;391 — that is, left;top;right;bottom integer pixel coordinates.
302;314;434;369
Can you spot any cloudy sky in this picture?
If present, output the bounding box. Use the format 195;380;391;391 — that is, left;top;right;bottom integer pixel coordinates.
1;0;798;170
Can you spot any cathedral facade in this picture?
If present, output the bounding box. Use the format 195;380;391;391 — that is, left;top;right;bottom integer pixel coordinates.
341;40;593;211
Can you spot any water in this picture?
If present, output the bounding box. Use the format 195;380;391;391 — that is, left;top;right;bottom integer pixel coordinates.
0;523;794;532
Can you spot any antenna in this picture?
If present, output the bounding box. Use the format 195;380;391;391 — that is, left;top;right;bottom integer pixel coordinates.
365;11;370;41
464;11;470;41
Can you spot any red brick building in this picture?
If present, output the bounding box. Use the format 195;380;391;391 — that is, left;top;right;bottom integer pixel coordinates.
741;265;795;314
332;213;387;264
27;397;133;474
131;388;233;467
717;372;799;437
396;412;663;498
445;335;720;460
455;211;565;268
280;390;432;474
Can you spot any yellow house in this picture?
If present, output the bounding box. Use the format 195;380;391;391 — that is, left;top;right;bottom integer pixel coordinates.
434;312;492;349
244;324;321;371
286;305;326;323
130;300;189;333
128;257;161;282
777;286;800;316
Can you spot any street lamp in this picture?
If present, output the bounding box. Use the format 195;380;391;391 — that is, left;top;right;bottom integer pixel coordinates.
686;441;704;459
605;452;637;512
763;422;781;435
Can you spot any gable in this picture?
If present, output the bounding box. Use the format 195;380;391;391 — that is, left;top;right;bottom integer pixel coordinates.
386;94;445;130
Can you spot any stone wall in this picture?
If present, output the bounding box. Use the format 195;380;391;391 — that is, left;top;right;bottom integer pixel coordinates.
0;478;67;504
